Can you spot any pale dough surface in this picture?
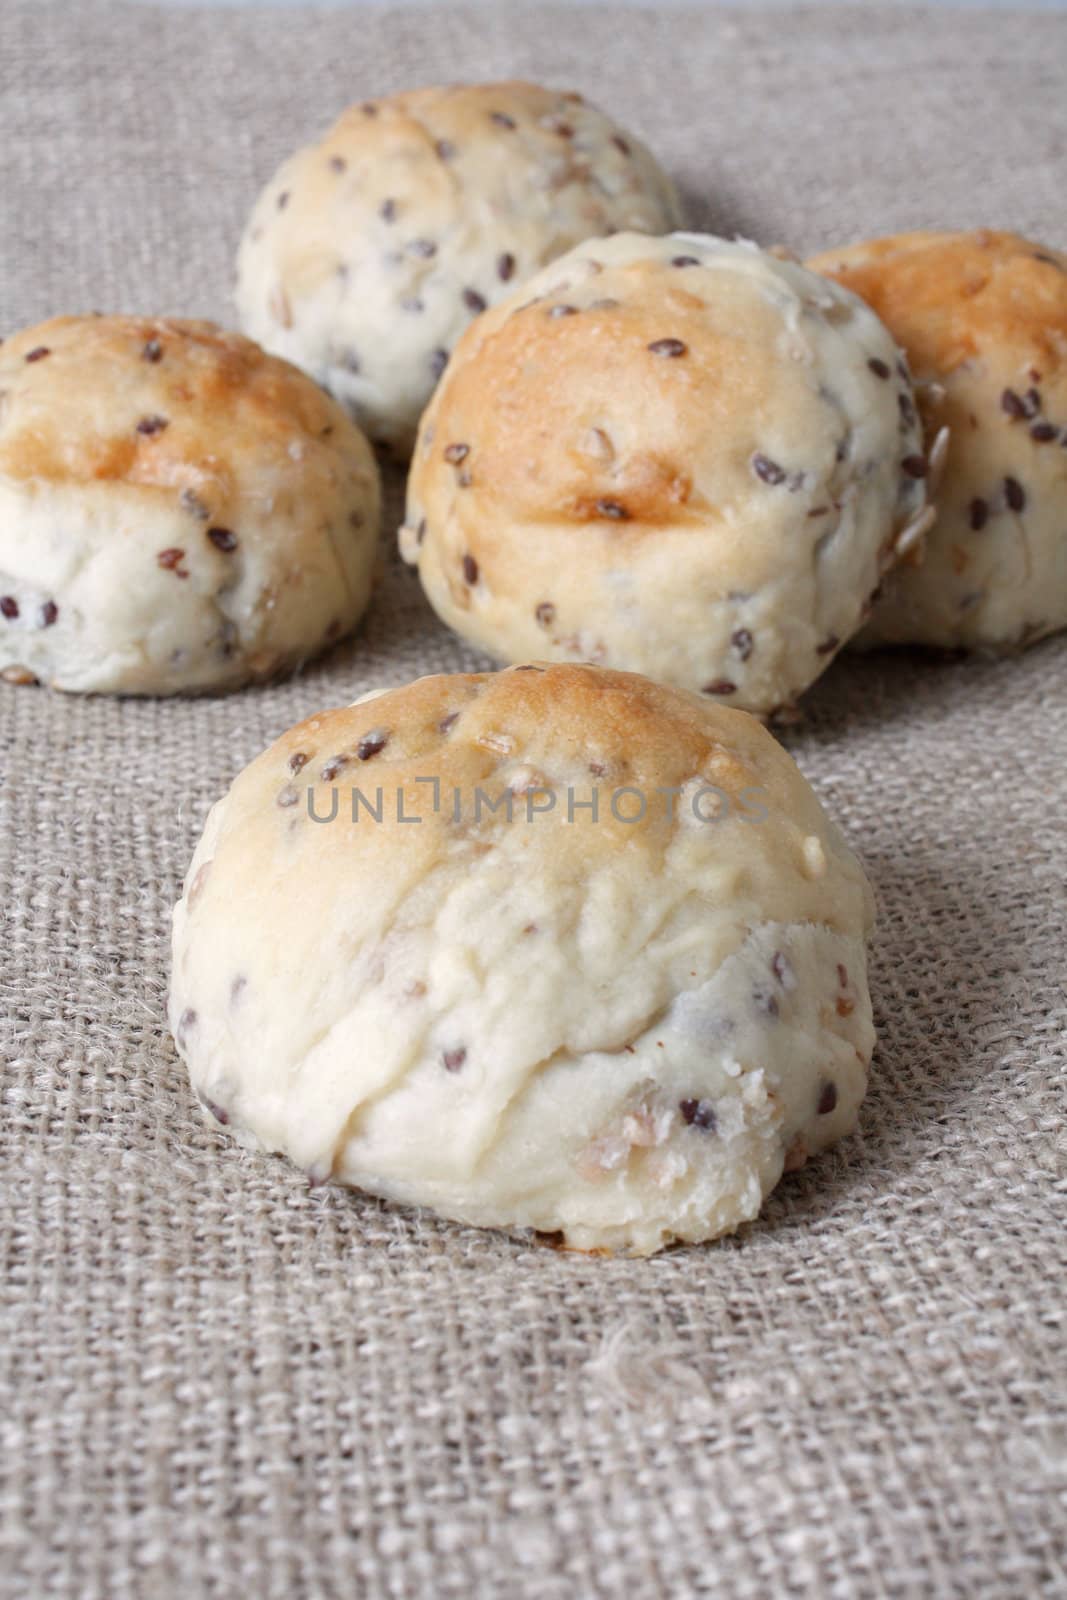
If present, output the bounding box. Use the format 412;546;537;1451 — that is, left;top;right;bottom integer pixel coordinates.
170;664;875;1255
236;82;682;451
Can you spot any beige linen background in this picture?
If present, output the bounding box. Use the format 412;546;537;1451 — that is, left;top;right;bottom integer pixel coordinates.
1;3;1066;1596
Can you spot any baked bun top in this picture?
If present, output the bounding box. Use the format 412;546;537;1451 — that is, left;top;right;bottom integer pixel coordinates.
0;315;379;693
264;663;866;898
403;232;928;711
170;663;875;1251
0;314;370;496
235;82;681;449
808;230;1067;384
808;230;1067;649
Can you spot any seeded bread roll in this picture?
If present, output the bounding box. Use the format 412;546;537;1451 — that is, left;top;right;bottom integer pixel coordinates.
401;233;931;716
170;663;876;1256
809;230;1067;651
0;316;380;694
235;83;682;452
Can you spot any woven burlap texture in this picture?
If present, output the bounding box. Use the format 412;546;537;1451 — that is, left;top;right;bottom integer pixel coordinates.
1;4;1065;1596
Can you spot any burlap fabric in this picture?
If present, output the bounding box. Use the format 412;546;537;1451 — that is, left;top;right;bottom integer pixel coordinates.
2;4;1065;1595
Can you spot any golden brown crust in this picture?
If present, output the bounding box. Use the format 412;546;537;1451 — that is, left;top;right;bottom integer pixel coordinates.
0;315;342;488
808;231;1067;383
421;266;784;534
403;232;928;711
808;230;1067;649
267;662;838;860
0;315;380;693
